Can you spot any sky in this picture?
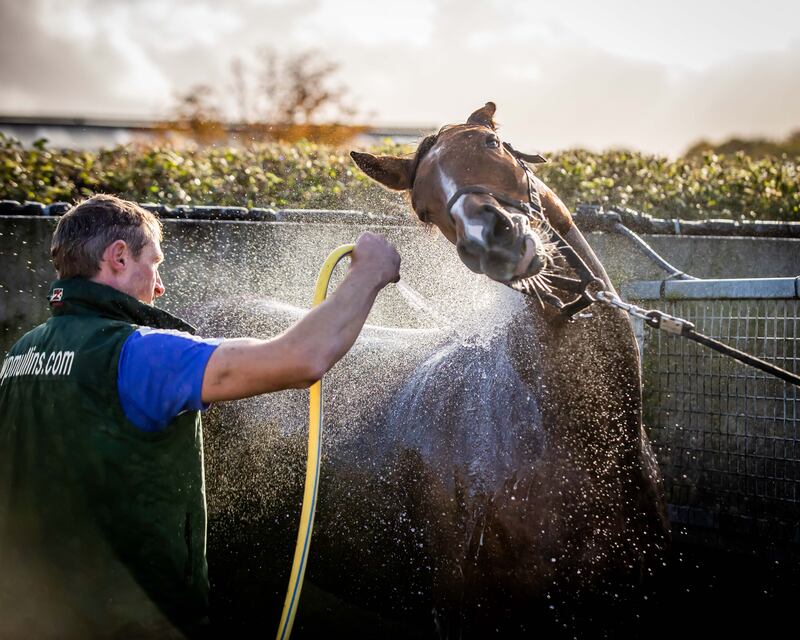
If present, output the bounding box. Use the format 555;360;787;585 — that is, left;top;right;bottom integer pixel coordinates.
1;0;799;155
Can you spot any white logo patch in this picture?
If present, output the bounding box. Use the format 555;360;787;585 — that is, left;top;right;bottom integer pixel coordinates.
0;346;75;385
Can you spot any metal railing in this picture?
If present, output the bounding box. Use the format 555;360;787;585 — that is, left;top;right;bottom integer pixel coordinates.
623;278;799;554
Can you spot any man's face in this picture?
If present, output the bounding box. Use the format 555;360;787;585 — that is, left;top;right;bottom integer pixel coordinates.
123;236;165;305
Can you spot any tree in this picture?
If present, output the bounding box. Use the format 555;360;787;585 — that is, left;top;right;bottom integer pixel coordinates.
168;84;226;144
229;49;365;144
168;50;365;146
684;130;800;159
257;48;357;125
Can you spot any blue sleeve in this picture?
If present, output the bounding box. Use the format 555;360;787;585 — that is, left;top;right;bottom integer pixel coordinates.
117;328;222;432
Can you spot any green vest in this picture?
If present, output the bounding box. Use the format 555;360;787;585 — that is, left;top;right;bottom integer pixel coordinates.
0;278;209;638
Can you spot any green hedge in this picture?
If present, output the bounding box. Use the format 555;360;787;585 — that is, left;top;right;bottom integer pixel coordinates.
537;149;799;221
1;135;798;221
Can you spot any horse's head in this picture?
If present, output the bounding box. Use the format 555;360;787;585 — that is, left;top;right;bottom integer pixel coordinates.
351;102;554;283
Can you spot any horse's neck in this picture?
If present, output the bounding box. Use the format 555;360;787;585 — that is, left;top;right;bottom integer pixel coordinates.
506;299;643;449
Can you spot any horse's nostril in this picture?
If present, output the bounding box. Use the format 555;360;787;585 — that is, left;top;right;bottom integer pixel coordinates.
492;217;512;239
485;206;513;242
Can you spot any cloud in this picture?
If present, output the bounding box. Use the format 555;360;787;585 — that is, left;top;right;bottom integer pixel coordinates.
0;0;315;117
0;0;172;116
293;0;435;48
335;1;800;156
1;0;798;155
671;43;800;144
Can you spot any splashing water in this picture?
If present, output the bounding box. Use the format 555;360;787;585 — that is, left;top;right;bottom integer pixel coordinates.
379;334;546;495
187;225;677;637
395;279;465;340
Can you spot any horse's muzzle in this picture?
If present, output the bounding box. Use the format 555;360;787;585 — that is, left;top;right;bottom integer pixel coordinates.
456;214;547;282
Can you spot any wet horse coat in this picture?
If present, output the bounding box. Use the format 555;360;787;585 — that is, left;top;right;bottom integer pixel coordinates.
203;104;669;636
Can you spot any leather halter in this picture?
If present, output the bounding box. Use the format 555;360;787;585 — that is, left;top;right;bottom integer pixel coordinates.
445;142;545;220
444;140;603;317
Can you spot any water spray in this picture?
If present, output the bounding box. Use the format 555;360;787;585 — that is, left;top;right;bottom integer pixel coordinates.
276;243;355;640
395;279;463;339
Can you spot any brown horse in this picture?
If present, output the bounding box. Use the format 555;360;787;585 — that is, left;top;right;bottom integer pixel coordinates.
202;103;669;637
349;101;669;624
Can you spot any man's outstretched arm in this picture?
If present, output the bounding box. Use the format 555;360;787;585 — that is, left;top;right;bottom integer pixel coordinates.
200;232;400;403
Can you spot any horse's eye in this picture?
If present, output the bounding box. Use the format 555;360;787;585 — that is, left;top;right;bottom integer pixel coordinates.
486;136;500;149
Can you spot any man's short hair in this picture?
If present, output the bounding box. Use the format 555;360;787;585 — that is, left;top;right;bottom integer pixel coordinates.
51;194;163;278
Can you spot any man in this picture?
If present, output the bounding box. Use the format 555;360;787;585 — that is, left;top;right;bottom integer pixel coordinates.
0;194;400;638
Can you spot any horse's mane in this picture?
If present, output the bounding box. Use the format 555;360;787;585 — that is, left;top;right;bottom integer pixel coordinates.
410;123;496;188
408;131;440;188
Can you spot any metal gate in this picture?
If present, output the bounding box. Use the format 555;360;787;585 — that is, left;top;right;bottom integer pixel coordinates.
622;278;799;555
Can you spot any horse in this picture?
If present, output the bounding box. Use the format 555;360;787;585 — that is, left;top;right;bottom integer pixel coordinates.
201;102;669;638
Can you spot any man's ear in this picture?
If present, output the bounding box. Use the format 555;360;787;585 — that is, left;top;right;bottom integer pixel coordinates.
102;239;129;272
350;151;414;191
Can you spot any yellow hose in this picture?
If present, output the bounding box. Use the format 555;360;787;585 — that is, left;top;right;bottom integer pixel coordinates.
276;243;355;640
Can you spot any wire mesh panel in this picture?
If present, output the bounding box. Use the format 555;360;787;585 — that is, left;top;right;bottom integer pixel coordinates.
636;297;799;551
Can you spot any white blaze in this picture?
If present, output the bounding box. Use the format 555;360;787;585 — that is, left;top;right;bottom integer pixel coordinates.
434;156;486;247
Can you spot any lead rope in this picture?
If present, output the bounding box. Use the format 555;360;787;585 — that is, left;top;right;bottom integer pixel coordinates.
502;143;799;387
594;290;800;387
447;136;799;386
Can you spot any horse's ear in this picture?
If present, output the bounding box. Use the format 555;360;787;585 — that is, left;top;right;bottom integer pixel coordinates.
467;102;497;129
350;151;413;191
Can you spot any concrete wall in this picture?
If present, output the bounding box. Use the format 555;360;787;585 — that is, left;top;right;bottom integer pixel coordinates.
2;214;798;355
